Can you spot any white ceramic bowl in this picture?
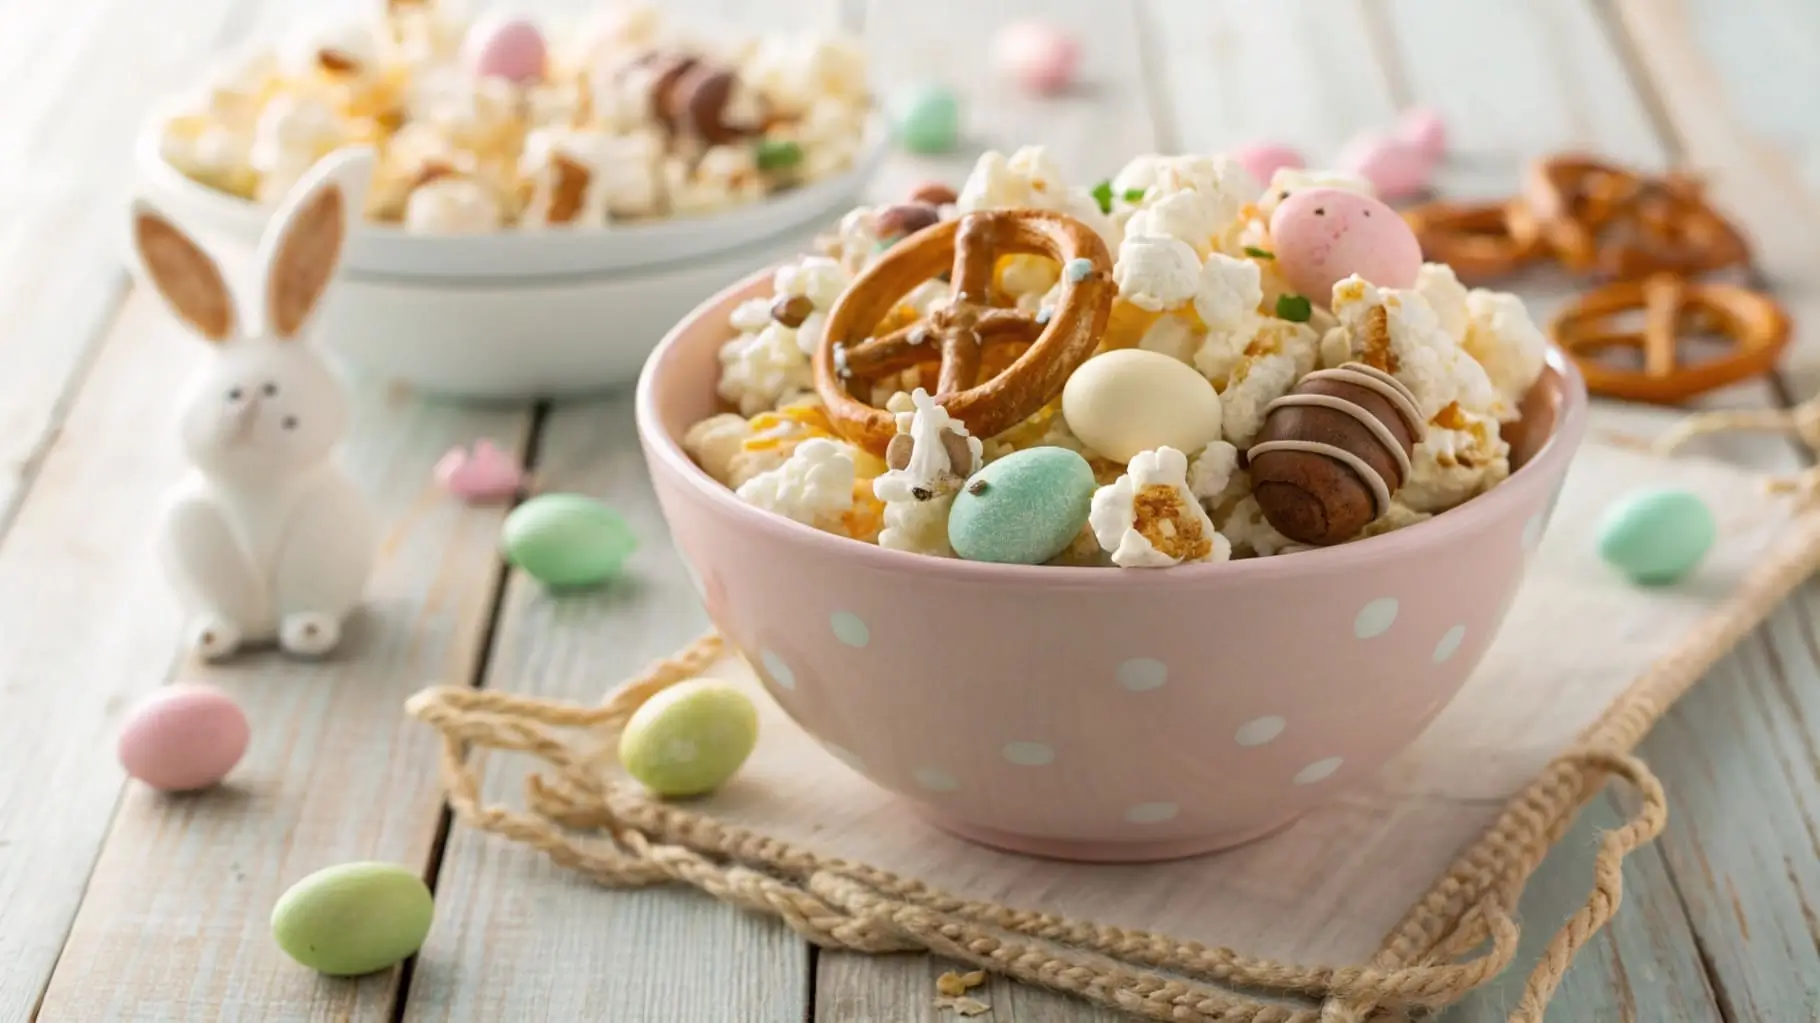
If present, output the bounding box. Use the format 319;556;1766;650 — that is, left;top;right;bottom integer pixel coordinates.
130;113;887;400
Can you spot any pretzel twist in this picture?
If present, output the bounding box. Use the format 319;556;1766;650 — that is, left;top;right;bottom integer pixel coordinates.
814;209;1115;454
1511;155;1749;279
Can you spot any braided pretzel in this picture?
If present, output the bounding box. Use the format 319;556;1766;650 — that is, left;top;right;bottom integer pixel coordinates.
1511;155;1748;279
1550;273;1789;403
1401;199;1542;283
814;209;1115;454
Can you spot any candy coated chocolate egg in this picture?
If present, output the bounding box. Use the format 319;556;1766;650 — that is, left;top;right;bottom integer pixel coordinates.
117;683;249;792
1231;142;1304;189
271;862;434;976
1336;131;1435;201
948;447;1096;564
887;84;960;154
619;680;759;798
992;20;1080;95
501;493;637;589
1596;487;1715;585
1395;106;1448;158
1061;349;1224;464
1269;187;1422;305
466;18;546;84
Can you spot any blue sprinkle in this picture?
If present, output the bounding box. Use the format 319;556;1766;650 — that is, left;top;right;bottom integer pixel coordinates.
1035;308;1054;325
1063;258;1096;283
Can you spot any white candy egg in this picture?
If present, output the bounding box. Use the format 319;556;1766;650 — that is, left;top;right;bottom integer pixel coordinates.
1061;349;1223;463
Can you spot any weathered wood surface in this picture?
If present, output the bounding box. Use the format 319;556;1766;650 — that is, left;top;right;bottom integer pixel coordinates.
0;0;1817;1021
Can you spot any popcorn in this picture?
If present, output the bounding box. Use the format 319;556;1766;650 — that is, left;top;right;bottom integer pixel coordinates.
520;127;665;225
405;176;504;234
736;438;859;534
406;69;521;156
1115;235;1202;312
1402;403;1512;513
1329;275;1498;421
1462;289;1548;421
1414;262;1471;344
718;323;813;415
959;146;1119;250
826;206;881;272
1186;440;1247;514
1358;501;1433;539
684;413;754;485
160;118;256;197
250;94;348;200
868;390;979;557
1124;191;1222;253
1218;495;1297;558
1204;319;1319;448
1089;447;1231;568
1135;313;1201;364
1192;254;1265;337
773;256;852;356
666;146;763;216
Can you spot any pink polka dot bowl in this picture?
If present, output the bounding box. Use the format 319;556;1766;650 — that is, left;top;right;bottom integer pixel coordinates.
636;270;1589;863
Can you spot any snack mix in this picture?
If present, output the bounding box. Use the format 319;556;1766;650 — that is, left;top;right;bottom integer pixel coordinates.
156;1;872;233
689;146;1552;570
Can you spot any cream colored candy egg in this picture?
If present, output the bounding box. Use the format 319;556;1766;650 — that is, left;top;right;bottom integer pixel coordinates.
1061;349;1223;463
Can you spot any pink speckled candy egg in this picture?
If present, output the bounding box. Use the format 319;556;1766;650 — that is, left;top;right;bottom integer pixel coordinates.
465;18;547;85
117;683;249;792
1336;131;1435;201
1395;106;1448;159
1269;187;1423;304
1231;141;1304;189
992;20;1080;95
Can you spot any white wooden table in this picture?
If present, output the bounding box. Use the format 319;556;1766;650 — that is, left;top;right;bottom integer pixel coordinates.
6;1;1819;1020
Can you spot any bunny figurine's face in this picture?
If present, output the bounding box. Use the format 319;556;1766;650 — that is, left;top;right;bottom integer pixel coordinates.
133;148;373;482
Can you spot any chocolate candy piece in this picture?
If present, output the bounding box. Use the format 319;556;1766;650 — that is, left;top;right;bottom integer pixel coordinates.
636;52;700;131
663;65;756;145
771;294;814;328
1246;349;1425;546
908;181;958;207
875;203;941;242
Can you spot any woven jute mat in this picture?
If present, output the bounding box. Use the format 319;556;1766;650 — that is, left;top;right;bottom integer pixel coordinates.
408;400;1820;1022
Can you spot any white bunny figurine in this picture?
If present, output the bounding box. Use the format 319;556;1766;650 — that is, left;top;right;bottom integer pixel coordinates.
132;148;378;661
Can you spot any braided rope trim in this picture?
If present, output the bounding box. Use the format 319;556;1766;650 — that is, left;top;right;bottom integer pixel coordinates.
406;406;1820;1023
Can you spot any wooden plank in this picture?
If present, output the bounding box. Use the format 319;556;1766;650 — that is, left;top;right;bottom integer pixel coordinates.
0;0;251;530
30;288;532;1021
402;392;810;1023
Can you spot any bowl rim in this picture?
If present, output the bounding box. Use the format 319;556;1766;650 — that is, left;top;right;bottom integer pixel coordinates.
635;268;1591;588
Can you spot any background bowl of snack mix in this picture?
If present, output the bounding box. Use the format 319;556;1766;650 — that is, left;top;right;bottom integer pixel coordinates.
131;2;883;399
635;147;1590;860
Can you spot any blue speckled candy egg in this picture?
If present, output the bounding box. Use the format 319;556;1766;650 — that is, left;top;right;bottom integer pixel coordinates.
1596;487;1716;586
948;447;1096;564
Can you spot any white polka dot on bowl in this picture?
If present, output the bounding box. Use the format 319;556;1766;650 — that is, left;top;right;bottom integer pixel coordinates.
830;611;870;648
913;766;959;792
1002;741;1055;766
1125;802;1179;824
1234;716;1286;747
1116;657;1168;692
1432;625;1466;665
1353;598;1399;639
1293;757;1343;785
759;649;796;690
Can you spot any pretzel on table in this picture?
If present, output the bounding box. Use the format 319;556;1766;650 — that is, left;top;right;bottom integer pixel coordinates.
1549;272;1789;404
1511;155;1749;279
814;209;1115;454
1402;199;1543;282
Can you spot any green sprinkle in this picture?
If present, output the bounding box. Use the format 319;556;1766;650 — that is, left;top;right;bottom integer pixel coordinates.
1243;246;1276;260
1122;187;1148;203
1089;179;1114;214
754;139;804;171
1275;293;1313;323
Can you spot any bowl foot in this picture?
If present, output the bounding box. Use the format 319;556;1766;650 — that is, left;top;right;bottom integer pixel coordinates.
914;807;1306;863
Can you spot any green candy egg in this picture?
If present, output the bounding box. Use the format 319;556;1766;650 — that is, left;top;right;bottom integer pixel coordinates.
271;861;434;977
1596;486;1716;586
501;493;636;589
619;680;759;798
948;447;1096;565
887;83;961;154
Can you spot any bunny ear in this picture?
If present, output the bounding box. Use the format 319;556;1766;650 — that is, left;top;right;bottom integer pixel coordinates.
131;201;236;342
258;146;374;339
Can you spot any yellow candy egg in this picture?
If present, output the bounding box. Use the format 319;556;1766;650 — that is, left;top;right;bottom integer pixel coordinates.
1060;349;1224;463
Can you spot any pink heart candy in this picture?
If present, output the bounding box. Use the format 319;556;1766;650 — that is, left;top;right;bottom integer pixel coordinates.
992;20;1080;95
436;440;529;503
1336;130;1436;202
465;18;547;85
1394;106;1448;159
1230;141;1305;189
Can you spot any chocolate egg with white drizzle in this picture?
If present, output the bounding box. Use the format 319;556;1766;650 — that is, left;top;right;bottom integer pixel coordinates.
1247;340;1426;544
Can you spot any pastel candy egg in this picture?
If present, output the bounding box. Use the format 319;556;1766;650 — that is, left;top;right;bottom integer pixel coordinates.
619;679;759;798
117;683;249;792
1395;107;1449;159
1335;131;1435;201
1269;187;1422;305
992;20;1080;95
271;862;434;976
887;83;961;154
1596;487;1716;585
1061;349;1224;464
948;447;1097;564
501;493;637;589
465;18;547;84
1231;141;1305;189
